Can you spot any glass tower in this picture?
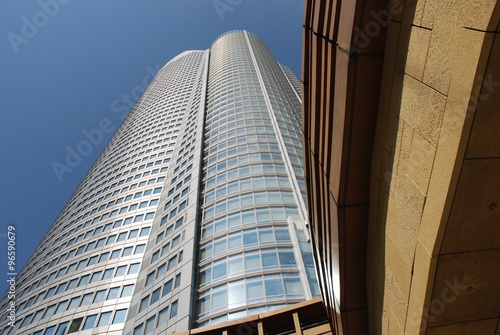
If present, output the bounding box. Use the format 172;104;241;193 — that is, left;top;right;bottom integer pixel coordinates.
0;31;319;335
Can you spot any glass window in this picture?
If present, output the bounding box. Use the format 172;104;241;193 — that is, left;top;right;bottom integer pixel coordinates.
115;265;127;277
54;300;67;314
157;307;169;327
55;282;67;294
259;230;274;243
113;309;128;324
121;284;134;297
275;229;290;241
265;279;284;296
228;258;243;275
43;325;56;335
279;252;296;266
162;279;173;296
97;311;112;327
32;309;44;323
128;263;140;274
145;272;155;286
284;278;302;294
144;316;155;334
151;288;161;304
90;271;102;283
68;317;83;333
133;324;143;335
78;275;90;287
93;289;106;303
140;227;151;236
174;274;181;288
245;254;261;269
167;256;177;270
55;322;69;335
107;287;120;300
122;247;133;257
102;268;114;280
135;244;146;254
139;296;149;312
228;284;245;306
45;287;56;299
110;249;121;259
247;281;264;299
129;229;139;238
43;304;56;318
262;252;278;267
98;252;109;263
67;297;80;310
82;314;97;330
170;300;178;318
212;263;226;279
79;293;93;306
117;232;127;241
211;290;226;309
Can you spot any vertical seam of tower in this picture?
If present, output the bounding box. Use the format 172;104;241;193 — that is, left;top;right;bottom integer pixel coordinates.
243;32;313;301
278;64;302;103
190;49;211;328
243;32;309;226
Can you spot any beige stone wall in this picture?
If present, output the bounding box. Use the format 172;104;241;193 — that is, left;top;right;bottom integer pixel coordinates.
368;0;499;334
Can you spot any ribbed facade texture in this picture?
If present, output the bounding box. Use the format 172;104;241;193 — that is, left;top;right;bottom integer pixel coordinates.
0;31;318;335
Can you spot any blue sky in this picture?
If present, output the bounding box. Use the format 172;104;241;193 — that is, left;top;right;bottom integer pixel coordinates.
0;0;303;293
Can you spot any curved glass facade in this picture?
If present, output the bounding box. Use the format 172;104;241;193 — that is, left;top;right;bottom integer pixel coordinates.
194;31;318;327
0;31;317;335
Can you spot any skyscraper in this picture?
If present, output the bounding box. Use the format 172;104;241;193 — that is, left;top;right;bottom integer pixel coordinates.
0;30;319;335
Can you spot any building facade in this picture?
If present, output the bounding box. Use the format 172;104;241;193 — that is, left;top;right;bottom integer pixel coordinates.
0;30;319;335
302;0;500;334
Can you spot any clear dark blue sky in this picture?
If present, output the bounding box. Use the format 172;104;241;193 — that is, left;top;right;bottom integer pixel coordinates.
0;0;303;293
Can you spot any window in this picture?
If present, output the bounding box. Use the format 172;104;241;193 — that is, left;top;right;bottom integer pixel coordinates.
93;290;106;303
54;301;67;314
79;293;93;306
135;244;146;254
144;316;156;334
55;322;69;335
122;247;133;257
110;249;121;259
97;311;112;327
115;265;127;277
82;314;97;330
170;300;178;318
117;232;127;241
78;275;90;287
113;309;128;324
121;284;134;297
67;296;80;310
43;304;56;319
151;288;161;304
127;263;140;274
133;324;143;335
174;274;181;288
157;307;169;327
32;309;44;323
107;287;120;300
102;268;114;280
139;296;149;313
68;317;83;333
145;272;155;286
90;271;102;283
163;279;173;296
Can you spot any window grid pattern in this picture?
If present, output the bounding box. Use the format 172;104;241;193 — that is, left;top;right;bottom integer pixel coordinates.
194;31;315;327
0;51;207;335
